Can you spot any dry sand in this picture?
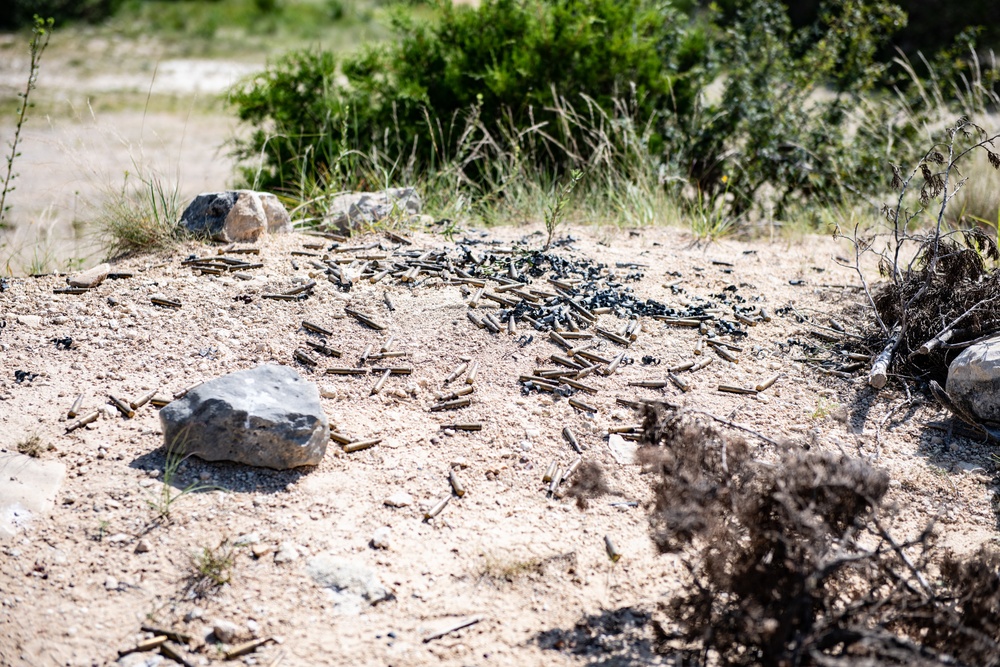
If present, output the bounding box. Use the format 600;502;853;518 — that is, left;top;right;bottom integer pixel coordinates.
0;222;996;667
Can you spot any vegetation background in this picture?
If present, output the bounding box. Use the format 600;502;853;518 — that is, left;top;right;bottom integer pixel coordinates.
1;0;999;271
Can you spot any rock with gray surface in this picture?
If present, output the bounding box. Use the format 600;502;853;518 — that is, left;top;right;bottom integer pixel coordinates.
323;187;421;231
180;190;292;242
946;336;1000;424
159;364;328;470
0;452;65;541
306;553;390;604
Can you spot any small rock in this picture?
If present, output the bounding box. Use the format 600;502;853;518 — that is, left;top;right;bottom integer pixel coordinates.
234;532;259;546
947;336;1000;423
383;491;413;508
322;188;421;232
107;533;130;544
519;440;532;452
251;543;273;559
184;607;204;622
306;553;390;604
134;539;152;554
68;263;110;288
607;434;639;465
104;576;119;591
117;652;164;667
180;190;291;242
212;619;240;644
15;314;42;328
274;542;300;564
246;619;261;637
371;526;391;550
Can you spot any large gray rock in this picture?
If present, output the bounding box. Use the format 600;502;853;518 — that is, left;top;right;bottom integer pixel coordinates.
946;336;1000;423
159;364;328;469
0;452;65;541
323;188;421;232
180;190;292;242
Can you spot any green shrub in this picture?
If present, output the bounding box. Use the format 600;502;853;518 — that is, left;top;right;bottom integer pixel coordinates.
230;0;709;194
229;0;986;226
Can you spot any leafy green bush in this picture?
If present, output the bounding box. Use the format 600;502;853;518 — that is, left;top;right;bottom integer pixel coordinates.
230;0;709;194
229;0;986;227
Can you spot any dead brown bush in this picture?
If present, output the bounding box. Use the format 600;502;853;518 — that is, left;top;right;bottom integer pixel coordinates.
637;402;1000;667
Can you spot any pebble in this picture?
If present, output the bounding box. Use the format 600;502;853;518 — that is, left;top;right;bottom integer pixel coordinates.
371;526;392;550
212;619;239;643
273;542;301;564
104;576;119;591
134;539;152;554
383;491;413;508
184;607;204;622
108;533;130;544
16;314;42;328
519;440;532;452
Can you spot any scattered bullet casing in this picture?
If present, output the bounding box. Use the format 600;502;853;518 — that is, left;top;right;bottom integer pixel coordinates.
628;380;668;388
149;396;171;408
302;320;333;337
468;288;484;308
370;367;413;375
449;470;466;497
109;395;135;418
65;410;99;433
467;311;485;329
561;377;598;394
345;307;386;331
711;345;738;363
444;362;469;384
130;389;157;410
605;535;622;562
430;397;472;411
563;427;583;453
305;340;342;357
424;495;451;520
551;354;584;370
68;393;84;418
330;431;353;444
563;457;582;482
603;352;625;376
755;374;780;392
343;437;381;453
569;398;597;413
718;384;757;395
669;361;695;372
692;358;714;371
440;422;482;431
435;385;475;401
543;461;557;483
325;367;369;375
507;315;516;334
548;466;563;494
465;361;480;385
668;372;690;392
151;297;181;309
370;369;392;395
359;344;374;364
380;335;396;353
294;349;318;366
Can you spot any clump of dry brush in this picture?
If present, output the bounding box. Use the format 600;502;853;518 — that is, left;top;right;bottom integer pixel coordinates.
840;119;1000;387
638;402;1000;667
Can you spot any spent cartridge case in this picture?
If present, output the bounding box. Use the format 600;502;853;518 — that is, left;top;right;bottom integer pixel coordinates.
305;340;342;358
68;393;84;418
65;410;99;433
755;374;780;392
109;395;135;418
604;535;621;562
343;437;380;453
302;320;333;337
130;389;157;410
562;427;583;453
568;398;597;413
424;495;451;520
449;470;466;497
430;397;472;411
543;461;557;484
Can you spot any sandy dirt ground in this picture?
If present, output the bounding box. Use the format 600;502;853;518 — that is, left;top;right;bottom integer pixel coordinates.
0;222;997;667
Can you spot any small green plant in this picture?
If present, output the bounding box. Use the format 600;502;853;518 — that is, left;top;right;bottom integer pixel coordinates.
810;397;840;420
689;180;737;244
148;433;218;522
92;519;110;542
1;16;53;230
96;166;182;260
16;433;45;458
188;539;236;597
543;169;583;251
